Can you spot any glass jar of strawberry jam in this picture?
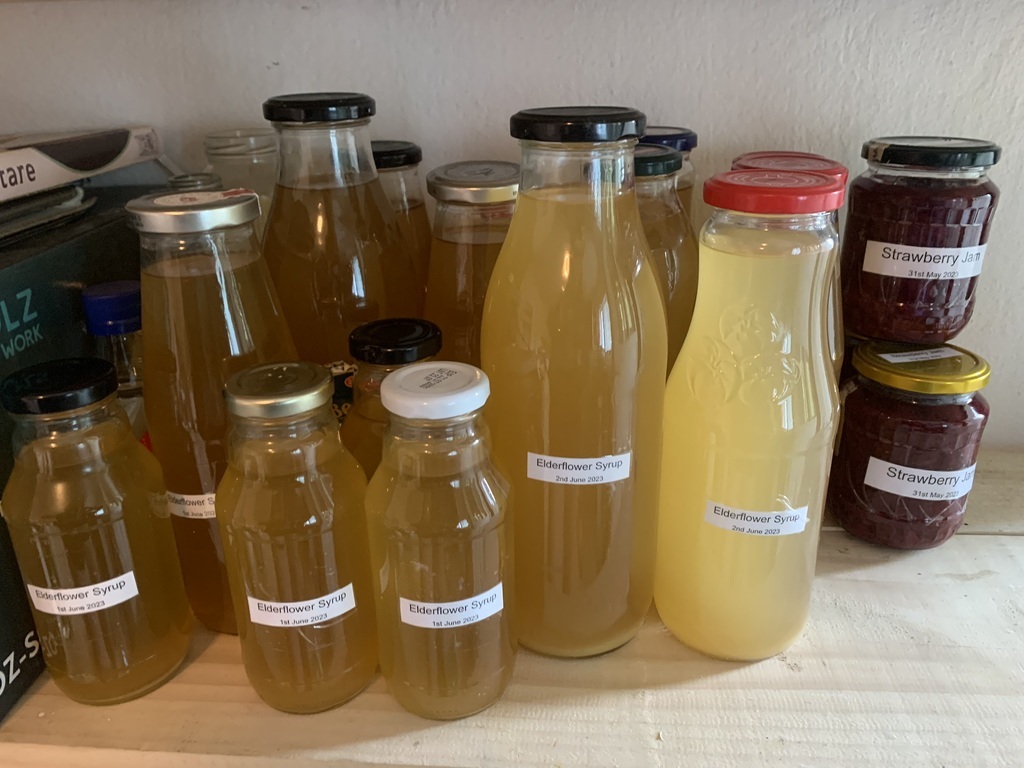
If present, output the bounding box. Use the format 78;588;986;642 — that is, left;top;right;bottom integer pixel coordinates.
829;341;990;549
840;137;1000;343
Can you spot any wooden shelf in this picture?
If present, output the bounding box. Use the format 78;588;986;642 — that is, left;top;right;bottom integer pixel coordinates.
1;449;1022;767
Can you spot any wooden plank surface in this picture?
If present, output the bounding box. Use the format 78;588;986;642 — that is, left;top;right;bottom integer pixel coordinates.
1;527;1022;768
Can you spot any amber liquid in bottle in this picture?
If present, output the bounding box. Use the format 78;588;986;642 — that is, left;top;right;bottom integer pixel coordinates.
2;409;191;704
263;182;424;366
217;411;378;713
395;199;433;302
142;251;297;634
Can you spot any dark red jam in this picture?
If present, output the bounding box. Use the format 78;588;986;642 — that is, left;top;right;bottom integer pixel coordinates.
829;378;989;549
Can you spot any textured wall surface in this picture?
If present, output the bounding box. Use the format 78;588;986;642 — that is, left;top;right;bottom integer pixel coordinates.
2;0;1022;444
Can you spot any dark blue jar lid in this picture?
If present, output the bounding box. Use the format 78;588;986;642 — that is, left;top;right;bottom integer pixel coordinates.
81;280;142;336
639;125;698;152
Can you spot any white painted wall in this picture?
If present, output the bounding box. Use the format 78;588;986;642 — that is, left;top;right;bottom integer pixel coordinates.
2;0;1022;444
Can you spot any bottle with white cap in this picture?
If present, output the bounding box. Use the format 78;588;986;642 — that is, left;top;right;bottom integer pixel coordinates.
365;362;514;720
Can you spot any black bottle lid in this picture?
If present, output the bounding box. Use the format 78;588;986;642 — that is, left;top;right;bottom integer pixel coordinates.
509;106;646;143
262;92;376;123
862;136;1001;168
372;140;423;169
634;144;684;177
349;319;442;365
1;358;118;416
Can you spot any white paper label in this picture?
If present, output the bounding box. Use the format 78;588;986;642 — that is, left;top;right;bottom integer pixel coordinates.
28;572;139;616
704;501;809;537
247;585;356;628
400;583;504;629
168;492;217;519
526;451;631;485
862;241;986;280
864;457;976;501
878;347;963;364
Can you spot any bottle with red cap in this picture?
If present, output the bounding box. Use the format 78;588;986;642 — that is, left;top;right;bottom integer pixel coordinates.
656;169;844;661
731;152;849;379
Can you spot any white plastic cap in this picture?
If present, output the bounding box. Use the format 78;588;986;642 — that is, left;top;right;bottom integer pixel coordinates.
380;362;490;420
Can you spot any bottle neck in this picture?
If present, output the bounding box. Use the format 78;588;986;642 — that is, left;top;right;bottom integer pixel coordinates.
518;140;636;197
635;173;680;205
709;209;835;234
382;410;490;477
93;331;143;398
352;362;396;410
274;119;377;189
138;223;260;270
10;396;130;464
377;165;424;209
433;200;515;243
227;404;341;474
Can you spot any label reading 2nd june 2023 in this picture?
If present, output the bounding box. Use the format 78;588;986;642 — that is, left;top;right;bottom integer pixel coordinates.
705;501;809;537
400;583;504;629
27;572;139;616
247;585;356;628
167;492;216;520
527;452;631;486
864;457;976;501
862;241;985;281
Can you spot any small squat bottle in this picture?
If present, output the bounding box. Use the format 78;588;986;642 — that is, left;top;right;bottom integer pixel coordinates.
218;362;378;714
638;125;699;219
341;318;442;478
365;362;514;719
0;358;190;705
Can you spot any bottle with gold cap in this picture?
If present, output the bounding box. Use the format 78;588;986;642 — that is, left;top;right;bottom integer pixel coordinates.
218;361;377;713
828;341;990;550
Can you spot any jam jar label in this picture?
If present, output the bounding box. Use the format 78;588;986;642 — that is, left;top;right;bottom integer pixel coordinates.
527;451;631;485
247;585;356;628
864;457;976;501
704;501;808;537
878;347;963;364
862;241;986;280
167;492;217;519
400;583;504;629
28;572;139;616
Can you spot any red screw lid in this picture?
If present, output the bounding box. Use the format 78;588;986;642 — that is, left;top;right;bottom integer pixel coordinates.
703;170;845;214
731;151;849;186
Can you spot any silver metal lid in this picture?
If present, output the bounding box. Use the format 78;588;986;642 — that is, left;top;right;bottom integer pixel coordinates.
125;189;261;234
426;161;519;204
224;362;333;419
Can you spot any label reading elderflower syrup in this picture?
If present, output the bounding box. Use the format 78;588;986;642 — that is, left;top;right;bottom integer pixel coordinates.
400;584;504;629
704;501;809;537
526;451;631;485
167;492;216;519
28;573;139;616
862;241;985;280
247;585;356;628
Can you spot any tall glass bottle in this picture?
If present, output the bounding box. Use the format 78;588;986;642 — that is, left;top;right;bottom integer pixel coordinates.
481;107;668;658
261;92;423;370
203;128;279;238
126;189;298;634
656;170;844;661
638;125;699;220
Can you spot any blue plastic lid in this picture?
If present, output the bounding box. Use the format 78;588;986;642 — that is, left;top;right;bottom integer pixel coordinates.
640;125;698;152
81;280;142;336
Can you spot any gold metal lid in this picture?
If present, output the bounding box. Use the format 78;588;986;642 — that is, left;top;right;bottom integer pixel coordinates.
126;189;260;234
224;362;333;419
852;342;991;395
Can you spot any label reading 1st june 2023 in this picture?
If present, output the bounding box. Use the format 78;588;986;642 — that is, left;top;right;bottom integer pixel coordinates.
704;501;809;537
247;585;356;628
864;457;976;501
167;492;216;519
28;572;139;616
526;451;631;486
400;583;504;629
862;241;985;281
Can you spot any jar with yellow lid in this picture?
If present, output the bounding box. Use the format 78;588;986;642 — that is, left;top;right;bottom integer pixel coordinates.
828;341;991;549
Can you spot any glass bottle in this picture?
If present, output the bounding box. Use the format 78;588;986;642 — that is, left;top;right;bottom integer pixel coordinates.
634;144;699;374
423;160;518;366
261;92;423;371
657;170;844;661
126;189;298;635
218;362;378;713
0;358;190;705
638;125;698;219
373;140;431;304
340;318;441;478
365;362;514;719
732;151;850;379
203;128;279;237
167;173;223;193
81;280;148;444
481;107;668;658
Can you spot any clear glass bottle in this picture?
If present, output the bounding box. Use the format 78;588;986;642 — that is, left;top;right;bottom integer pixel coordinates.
81;280;148;444
167;173;223;193
657;170;844;661
203;128;279;237
634;144;699;374
218;362;378;713
0;358;190;705
340;318;441;479
424;161;518;366
373;140;431;304
638;125;698;220
365;362;514;719
126;189;298;635
481;107;668;658
261;92;423;371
